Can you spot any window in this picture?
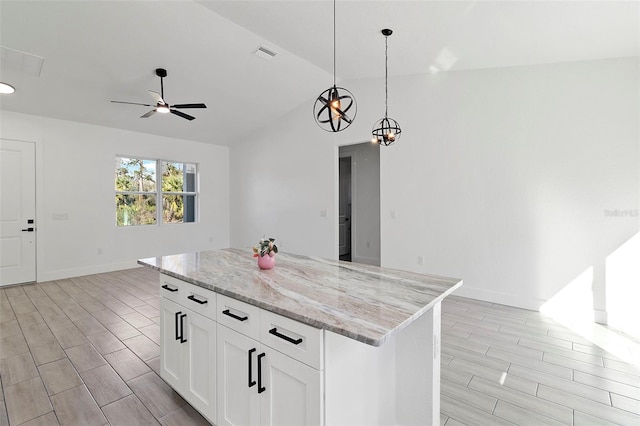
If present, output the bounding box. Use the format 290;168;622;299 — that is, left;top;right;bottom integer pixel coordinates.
115;157;197;226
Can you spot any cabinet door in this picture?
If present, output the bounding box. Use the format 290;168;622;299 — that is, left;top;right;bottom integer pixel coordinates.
217;325;260;426
260;349;323;426
184;310;217;423
160;298;185;391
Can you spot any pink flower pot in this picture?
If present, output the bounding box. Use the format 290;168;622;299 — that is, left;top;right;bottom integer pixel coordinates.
257;254;276;270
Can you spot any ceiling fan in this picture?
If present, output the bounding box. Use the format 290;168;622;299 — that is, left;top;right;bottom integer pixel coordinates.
111;68;206;121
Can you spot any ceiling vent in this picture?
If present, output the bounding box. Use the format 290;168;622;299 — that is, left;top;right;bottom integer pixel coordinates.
0;46;45;77
252;46;277;61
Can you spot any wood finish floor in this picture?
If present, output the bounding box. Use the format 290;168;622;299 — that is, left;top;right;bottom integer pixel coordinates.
0;267;638;425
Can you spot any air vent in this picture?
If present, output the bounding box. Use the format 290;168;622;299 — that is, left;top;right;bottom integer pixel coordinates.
0;46;45;77
252;46;277;61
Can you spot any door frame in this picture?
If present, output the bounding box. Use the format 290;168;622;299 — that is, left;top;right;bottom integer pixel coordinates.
337;142;381;266
0;138;37;285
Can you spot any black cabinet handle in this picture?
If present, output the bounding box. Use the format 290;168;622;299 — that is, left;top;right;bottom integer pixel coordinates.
257;352;266;394
187;294;208;305
223;309;248;322
269;327;303;345
179;313;187;343
21;228;34;232
174;311;182;341
248;348;256;388
162;284;178;292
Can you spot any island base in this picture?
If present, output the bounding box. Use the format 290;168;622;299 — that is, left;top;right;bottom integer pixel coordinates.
324;302;441;425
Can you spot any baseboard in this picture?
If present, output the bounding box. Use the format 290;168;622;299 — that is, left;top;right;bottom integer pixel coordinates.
351;256;380;266
451;285;547;312
37;260;141;282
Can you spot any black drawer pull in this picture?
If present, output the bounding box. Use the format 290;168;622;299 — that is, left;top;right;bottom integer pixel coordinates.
223;309;248;322
179;313;187;343
248;348;256;388
269;327;303;345
162;284;178;292
257;352;266;394
187;294;208;305
175;311;182;341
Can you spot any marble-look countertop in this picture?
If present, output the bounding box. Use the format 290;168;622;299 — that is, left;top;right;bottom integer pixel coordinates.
139;248;462;346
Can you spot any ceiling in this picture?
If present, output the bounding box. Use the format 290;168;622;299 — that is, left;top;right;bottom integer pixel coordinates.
0;1;637;145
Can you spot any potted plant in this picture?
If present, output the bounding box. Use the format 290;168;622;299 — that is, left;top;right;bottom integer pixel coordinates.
253;237;278;269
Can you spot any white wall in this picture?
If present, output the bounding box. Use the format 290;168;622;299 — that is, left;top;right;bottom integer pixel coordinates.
340;143;380;266
0;111;230;281
231;57;639;313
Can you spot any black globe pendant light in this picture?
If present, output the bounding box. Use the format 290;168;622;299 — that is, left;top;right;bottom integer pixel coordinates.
372;29;401;146
313;0;357;132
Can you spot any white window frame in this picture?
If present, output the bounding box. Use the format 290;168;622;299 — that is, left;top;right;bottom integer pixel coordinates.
115;156;198;226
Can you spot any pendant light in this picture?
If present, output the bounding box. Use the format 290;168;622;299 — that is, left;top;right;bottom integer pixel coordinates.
313;0;356;132
371;29;401;146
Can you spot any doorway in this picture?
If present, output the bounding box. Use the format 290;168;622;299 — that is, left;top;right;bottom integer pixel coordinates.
0;139;37;286
338;143;381;265
338;157;352;261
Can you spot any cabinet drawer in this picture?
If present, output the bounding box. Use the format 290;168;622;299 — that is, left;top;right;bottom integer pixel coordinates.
260;310;323;370
182;282;216;320
159;274;183;303
216;294;260;341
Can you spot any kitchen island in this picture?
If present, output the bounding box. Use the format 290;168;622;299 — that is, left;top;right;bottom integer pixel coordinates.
139;248;462;425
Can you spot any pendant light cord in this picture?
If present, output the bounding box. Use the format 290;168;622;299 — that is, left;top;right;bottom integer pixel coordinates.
384;34;388;118
333;0;336;86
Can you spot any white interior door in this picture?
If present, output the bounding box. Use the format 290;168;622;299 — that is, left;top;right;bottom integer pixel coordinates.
0;139;36;286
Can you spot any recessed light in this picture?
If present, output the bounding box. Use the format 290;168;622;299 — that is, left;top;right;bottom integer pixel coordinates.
0;82;16;94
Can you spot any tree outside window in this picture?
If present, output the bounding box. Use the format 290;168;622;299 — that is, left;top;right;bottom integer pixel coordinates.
115;157;197;226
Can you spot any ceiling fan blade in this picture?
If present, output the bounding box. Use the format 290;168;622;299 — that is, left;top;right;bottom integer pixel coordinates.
172;103;207;109
111;100;154;107
141;110;156;118
148;91;165;104
170;109;195;121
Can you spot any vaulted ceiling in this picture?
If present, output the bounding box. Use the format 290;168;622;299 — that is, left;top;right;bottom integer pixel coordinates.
0;1;637;145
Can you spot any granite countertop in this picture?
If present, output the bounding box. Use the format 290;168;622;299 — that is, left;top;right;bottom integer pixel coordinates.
139;248;462;346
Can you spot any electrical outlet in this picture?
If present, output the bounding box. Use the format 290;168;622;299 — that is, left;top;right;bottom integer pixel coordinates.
418;256;425;265
97;248;103;255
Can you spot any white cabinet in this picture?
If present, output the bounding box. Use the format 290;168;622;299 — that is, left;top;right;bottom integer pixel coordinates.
160;287;216;423
159;272;442;425
160;298;184;390
216;324;260;426
216;295;322;426
260;343;322;426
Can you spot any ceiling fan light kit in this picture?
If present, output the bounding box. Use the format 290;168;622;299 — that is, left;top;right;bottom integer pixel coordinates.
372;29;401;146
313;0;357;132
111;68;206;121
0;82;16;94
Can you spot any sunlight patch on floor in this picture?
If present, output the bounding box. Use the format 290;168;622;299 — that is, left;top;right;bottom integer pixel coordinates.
541;266;640;367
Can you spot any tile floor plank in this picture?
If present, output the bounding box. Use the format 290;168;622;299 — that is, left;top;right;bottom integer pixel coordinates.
64;343;107;373
469;376;574;424
103;347;151;381
4;377;53;425
0;352;39;386
493;400;567;426
50;385;107;426
127;372;186;418
102;394;159;426
38;358;83;396
80;364;132;406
